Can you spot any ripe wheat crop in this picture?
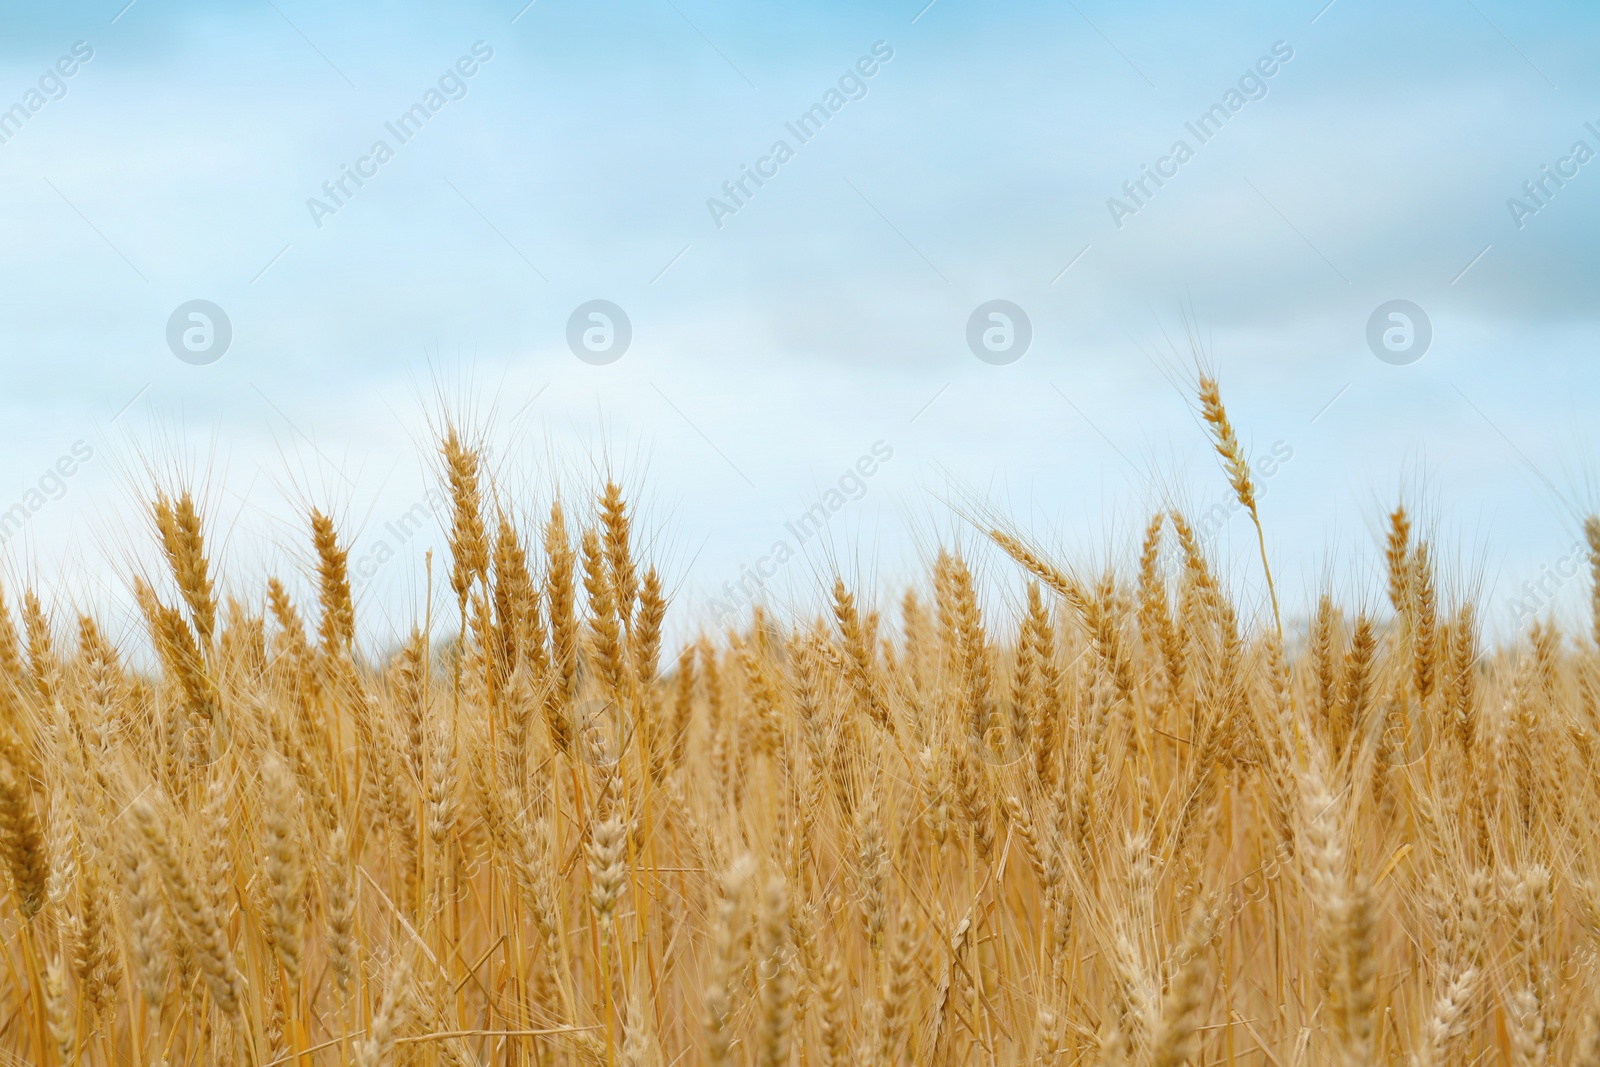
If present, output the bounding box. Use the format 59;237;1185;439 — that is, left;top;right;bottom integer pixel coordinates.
2;386;1599;1066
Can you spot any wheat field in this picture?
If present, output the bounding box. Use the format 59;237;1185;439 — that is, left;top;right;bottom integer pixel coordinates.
0;385;1597;1067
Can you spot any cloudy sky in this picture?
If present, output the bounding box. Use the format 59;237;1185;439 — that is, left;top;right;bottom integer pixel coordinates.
1;0;1596;645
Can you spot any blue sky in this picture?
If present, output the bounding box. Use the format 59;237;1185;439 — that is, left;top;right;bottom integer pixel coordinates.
1;0;1597;644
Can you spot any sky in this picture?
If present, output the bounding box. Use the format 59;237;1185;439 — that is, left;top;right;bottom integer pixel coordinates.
0;0;1597;647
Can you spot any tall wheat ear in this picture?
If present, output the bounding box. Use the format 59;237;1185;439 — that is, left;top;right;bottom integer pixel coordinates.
1197;374;1281;639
